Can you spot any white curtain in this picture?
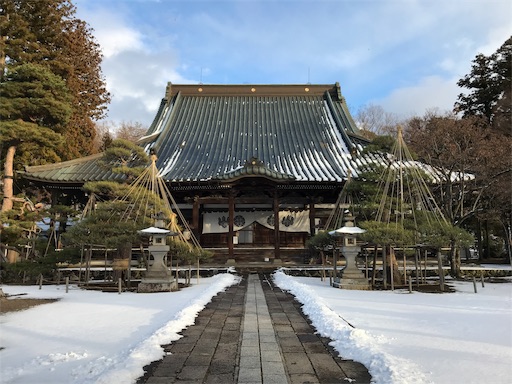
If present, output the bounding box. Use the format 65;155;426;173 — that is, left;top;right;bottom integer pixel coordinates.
202;210;310;234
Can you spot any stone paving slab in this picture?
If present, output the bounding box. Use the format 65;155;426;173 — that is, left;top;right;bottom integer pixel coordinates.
137;278;246;384
137;273;372;384
262;275;372;384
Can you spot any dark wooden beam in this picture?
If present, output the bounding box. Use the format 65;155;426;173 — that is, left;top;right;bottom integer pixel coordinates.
274;190;280;260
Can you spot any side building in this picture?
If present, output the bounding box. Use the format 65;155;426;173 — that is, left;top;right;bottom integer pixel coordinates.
22;83;379;264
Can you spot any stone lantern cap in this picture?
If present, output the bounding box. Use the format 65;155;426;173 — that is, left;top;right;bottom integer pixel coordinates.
138;226;177;236
329;226;366;236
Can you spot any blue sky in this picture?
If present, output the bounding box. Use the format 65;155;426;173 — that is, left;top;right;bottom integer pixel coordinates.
74;0;512;127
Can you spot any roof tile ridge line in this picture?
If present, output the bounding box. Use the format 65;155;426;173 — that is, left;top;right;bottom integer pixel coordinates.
146;97;168;135
216;95;232;175
208;95;226;176
324;90;355;151
174;93;211;181
310;95;340;181
185;95;211;181
289;94;312;180
24;153;104;172
347;130;371;144
280;96;300;179
297;94;324;181
157;94;194;182
262;95;276;172
153;91;183;157
286;95;307;181
335;95;363;137
228;94;241;172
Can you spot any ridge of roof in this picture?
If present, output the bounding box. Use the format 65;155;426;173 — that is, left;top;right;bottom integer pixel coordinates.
164;83;343;99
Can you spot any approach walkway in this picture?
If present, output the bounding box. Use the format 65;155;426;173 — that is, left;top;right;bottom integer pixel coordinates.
137;273;371;384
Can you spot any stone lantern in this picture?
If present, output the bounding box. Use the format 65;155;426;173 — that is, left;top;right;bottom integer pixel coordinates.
329;213;370;290
137;223;178;293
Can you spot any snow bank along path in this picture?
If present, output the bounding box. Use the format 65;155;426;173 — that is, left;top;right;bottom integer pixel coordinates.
273;270;512;384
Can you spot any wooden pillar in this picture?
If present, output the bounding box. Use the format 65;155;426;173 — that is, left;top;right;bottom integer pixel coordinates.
274;190;280;260
309;199;316;236
192;196;200;241
228;192;235;259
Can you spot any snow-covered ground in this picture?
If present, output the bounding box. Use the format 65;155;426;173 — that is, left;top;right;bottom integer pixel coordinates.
1;269;511;384
0;274;241;384
273;271;512;384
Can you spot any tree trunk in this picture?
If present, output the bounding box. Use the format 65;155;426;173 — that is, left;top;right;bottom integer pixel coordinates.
386;245;401;287
502;221;512;267
113;242;132;283
320;250;326;281
437;249;445;291
1;145;16;212
476;219;483;262
449;240;461;278
484;220;490;258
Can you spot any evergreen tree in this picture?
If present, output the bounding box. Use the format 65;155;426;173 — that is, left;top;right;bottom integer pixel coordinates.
0;63;69;211
455;36;512;135
0;0;110;160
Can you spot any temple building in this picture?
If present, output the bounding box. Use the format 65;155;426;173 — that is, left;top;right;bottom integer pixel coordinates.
22;83;380;263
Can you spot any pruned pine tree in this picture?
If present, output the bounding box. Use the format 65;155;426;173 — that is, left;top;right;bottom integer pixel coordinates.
100;139;150;181
0;63;69;211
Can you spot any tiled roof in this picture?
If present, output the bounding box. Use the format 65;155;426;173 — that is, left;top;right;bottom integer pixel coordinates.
141;83;371;183
22;83;382;186
21;153;126;184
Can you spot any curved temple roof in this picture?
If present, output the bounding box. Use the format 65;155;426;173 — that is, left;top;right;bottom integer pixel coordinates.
140;83;370;184
21;153;126;185
23;83;387;187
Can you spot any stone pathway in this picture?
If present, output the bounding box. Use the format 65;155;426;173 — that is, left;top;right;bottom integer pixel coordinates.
238;274;287;383
137;273;371;384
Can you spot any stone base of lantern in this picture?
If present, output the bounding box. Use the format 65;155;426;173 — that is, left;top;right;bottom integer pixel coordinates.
138;271;177;293
335;269;371;290
333;249;371;290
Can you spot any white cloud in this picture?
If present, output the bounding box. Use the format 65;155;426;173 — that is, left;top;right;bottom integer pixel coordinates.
72;0;512;126
78;8;144;58
376;75;460;117
102;50;195;125
97;27;143;59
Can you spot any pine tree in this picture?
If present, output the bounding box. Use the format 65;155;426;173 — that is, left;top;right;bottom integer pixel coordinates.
455;36;512;134
0;63;69;211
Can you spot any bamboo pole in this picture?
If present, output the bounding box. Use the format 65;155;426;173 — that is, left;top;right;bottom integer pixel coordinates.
423;250;428;284
197;258;200;285
382;246;388;290
79;245;84;282
403;248;407;285
414;248;420;286
104;248;108;282
371;246;377;288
